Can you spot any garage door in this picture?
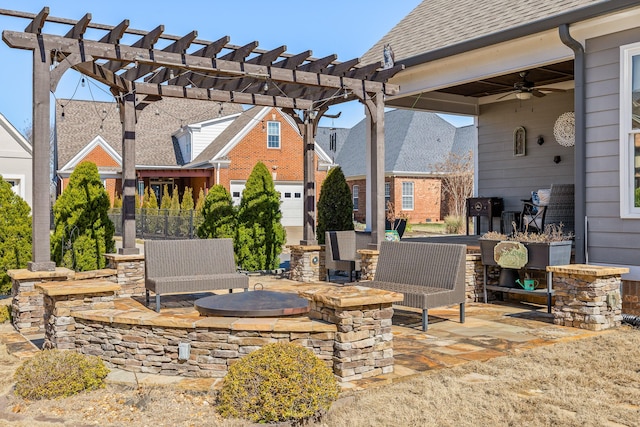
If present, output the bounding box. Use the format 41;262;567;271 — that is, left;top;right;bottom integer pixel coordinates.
229;182;303;227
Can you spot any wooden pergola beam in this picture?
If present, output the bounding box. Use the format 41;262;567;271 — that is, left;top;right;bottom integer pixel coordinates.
102;25;165;72
64;13;91;39
24;7;48;34
99;19;129;44
2;31;399;97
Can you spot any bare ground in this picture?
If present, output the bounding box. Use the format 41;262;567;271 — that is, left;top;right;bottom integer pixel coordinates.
0;326;638;427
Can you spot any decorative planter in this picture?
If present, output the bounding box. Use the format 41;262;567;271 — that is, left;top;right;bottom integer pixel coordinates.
479;239;572;269
385;219;407;238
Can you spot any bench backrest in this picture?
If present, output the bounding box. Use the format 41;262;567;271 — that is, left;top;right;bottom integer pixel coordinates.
374;241;466;291
145;238;237;278
326;231;357;262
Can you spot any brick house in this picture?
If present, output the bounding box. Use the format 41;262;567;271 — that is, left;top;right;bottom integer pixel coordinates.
317;109;475;224
0;112;32;207
55;98;334;227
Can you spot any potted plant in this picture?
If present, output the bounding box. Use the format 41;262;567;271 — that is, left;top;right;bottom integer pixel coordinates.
385;201;409;240
479;223;573;269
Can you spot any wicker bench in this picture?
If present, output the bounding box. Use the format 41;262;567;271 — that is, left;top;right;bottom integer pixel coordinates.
363;241;466;331
144;238;249;312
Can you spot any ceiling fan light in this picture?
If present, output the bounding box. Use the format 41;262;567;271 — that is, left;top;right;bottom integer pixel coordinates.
515;91;532;100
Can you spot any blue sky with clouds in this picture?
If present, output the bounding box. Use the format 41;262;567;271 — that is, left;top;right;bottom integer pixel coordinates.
0;1;472;134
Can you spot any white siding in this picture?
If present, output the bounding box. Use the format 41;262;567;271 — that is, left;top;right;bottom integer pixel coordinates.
191;117;236;159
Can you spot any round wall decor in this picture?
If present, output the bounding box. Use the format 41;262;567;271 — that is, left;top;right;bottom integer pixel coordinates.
553;112;575;147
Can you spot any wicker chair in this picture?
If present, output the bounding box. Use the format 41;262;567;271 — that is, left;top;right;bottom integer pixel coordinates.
520;184;575;234
325;230;367;282
363;241;466;331
144;238;249;312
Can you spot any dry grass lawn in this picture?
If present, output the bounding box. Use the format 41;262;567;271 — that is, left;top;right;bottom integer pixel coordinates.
0;326;638;426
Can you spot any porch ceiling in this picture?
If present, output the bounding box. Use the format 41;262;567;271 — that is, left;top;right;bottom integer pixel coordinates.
435;60;574;98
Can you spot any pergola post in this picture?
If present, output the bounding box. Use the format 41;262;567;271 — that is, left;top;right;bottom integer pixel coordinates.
119;93;139;255
365;92;386;248
28;45;55;271
301;114;317;245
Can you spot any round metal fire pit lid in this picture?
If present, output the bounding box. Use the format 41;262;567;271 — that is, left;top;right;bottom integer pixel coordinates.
195;290;310;317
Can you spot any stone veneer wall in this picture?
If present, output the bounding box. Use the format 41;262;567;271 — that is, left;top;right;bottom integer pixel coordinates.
104;253;145;297
74;322;334;377
550;265;626;331
308;299;394;382
288;245;325;282
8;268;75;334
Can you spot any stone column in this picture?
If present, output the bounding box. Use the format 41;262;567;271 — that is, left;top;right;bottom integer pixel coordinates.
8;268;75;334
288;245;325;282
549;264;627;331
104;253;145;297
358;249;379;281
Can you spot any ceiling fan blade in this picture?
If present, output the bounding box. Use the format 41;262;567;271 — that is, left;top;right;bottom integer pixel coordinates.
497;91;516;100
532;89;545;98
534;87;566;92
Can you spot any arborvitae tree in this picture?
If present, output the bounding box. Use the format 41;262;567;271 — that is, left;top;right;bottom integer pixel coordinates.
179;187;194;237
195;188;206;215
51;161;115;271
160;185;171;212
316;166;353;244
197;185;236;240
236;162;286;271
0;177;32;294
112;194;123;209
168;185;181;232
142;186;159;234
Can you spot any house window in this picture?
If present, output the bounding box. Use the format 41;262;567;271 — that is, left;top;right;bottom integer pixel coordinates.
385;182;391;208
402;182;414;210
352;185;359;211
620;43;640;217
267;121;280;148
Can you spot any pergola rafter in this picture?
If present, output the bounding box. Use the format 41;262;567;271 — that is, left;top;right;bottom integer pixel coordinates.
0;7;403;270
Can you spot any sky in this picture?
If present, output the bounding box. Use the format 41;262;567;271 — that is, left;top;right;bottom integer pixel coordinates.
0;1;473;136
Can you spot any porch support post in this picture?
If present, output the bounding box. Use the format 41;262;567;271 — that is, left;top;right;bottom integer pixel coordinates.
28;43;55;271
119;93;139;255
301;114;317;245
365;92;386;248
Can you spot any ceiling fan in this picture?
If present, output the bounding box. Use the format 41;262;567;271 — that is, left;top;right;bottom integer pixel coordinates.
497;71;565;100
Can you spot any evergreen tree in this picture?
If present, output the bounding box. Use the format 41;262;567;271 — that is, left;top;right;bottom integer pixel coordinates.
0;177;32;294
142;186;159;234
168;185;181;233
112;194;122;209
51;161;115;271
197;185;236;240
316;166;353;244
179;187;194;237
195;188;206;215
236;162;286;271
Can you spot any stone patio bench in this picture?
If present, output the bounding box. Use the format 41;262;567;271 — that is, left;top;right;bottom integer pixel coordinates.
144;238;249;312
362;241;467;331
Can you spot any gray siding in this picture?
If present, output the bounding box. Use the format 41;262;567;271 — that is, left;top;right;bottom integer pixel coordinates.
477;93;575;214
585;27;640;267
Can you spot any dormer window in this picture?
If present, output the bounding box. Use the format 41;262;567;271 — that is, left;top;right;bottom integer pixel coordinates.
267;121;280;148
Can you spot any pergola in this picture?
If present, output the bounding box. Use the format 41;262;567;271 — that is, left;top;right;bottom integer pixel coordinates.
1;7;402;271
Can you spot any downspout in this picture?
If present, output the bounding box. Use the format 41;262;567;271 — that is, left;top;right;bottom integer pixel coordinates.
559;24;586;264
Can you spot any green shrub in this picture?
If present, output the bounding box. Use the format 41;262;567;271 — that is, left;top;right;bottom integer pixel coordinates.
0;304;11;323
14;350;109;400
0;177;32;294
51;161;115;271
218;343;339;424
316;166;353;244
197;185;236;239
236;162;286;271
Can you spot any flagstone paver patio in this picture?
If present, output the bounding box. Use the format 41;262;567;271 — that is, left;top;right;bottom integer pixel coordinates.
1;275;600;392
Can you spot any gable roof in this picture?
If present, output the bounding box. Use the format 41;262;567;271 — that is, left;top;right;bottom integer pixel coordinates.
188;106;334;168
0;112;31;156
361;0;632;67
316;109;472;178
56;98;243;169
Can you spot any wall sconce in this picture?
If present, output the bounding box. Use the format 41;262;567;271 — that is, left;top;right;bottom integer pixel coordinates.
553;155;561;164
537;136;544;145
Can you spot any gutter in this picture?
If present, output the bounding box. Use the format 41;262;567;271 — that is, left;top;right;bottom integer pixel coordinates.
559;24;586;264
400;0;639;68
